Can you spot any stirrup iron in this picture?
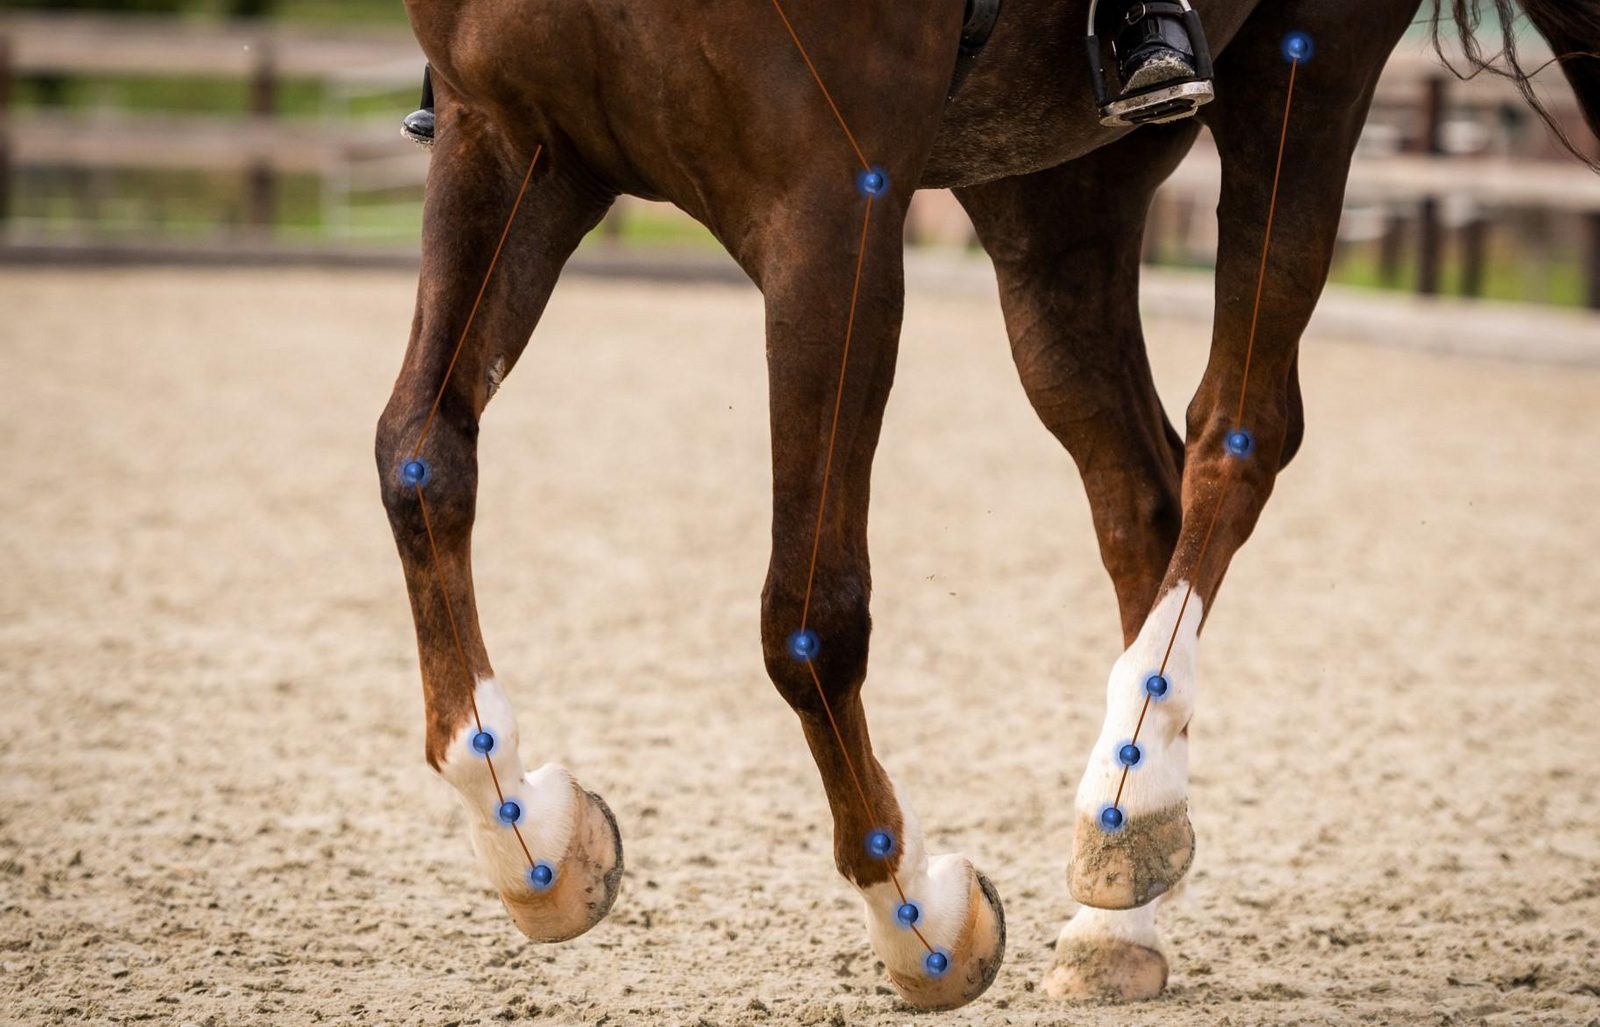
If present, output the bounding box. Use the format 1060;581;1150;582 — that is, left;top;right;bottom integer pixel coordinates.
1085;0;1215;128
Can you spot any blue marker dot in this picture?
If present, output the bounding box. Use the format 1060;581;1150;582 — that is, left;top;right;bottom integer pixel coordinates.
400;458;431;487
528;861;557;891
497;799;523;826
470;730;496;756
1100;806;1125;832
1145;674;1169;699
896;901;921;928
1282;31;1314;63
866;829;895;859
857;167;889;197
787;629;820;662
923;950;950;977
1119;742;1143;768
1226;429;1255;458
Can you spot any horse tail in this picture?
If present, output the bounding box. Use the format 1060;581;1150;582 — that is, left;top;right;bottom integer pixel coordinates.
1431;0;1600;167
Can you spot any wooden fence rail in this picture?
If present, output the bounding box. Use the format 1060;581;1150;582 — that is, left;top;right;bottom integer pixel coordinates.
2;13;1598;305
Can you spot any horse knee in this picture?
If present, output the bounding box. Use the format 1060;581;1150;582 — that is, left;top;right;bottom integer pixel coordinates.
375;397;479;541
760;577;871;716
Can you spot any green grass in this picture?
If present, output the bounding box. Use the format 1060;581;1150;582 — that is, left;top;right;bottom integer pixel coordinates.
16;73;331;117
1328;245;1588;307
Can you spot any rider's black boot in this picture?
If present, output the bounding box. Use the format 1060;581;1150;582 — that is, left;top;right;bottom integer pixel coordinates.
402;65;435;148
1091;1;1214;128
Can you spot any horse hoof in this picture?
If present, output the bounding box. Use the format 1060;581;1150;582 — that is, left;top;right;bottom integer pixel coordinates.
498;783;624;943
1041;937;1168;1002
1068;804;1193;910
880;862;1006;1011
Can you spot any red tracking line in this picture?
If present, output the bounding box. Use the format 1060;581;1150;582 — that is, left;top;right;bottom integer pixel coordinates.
1236;57;1299;426
411;146;543;461
410;146;544;875
1114;59;1301;812
767;0;873;172
766;0;932;956
799;194;875;631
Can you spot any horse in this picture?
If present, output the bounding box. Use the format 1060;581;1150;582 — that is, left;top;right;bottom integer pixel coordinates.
375;0;1600;1010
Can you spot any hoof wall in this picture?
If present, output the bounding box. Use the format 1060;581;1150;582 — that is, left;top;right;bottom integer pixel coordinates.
1069;804;1193;910
501;786;623;942
1042;938;1168;1002
886;867;1006;1011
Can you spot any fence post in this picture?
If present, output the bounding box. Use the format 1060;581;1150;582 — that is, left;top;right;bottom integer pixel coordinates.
1586;212;1600;311
1417;197;1442;296
1459;217;1486;299
1378;209;1406;286
1415;76;1448;297
246;41;277;232
0;37;12;228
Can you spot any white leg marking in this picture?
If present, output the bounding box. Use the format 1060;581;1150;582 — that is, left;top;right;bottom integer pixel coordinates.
856;779;971;968
1075;584;1203;820
437;678;579;895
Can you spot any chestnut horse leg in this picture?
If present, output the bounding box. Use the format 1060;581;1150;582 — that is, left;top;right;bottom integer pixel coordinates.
1056;0;1418;987
740;170;1004;1008
375;98;621;942
957;120;1202;1001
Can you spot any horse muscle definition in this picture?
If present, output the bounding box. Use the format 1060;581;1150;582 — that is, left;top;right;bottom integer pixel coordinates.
376;0;1600;1009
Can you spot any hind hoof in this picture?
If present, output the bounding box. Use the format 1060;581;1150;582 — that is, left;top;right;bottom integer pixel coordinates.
499;784;623;942
876;861;1006;1011
1042;936;1167;1002
1069;804;1193;910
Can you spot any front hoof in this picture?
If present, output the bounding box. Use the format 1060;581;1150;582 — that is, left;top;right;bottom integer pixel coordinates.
1069;804;1193;910
500;785;623;943
882;863;1006;1011
1041;937;1167;1002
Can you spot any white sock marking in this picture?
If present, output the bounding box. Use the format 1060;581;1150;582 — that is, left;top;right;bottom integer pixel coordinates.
436;678;579;895
1075;584;1203;819
855;778;973;969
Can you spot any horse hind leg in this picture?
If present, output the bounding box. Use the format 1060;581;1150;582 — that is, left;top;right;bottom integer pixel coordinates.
375;101;620;942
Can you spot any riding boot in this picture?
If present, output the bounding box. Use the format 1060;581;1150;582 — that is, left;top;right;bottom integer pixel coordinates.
402;65;436;148
1096;1;1214;127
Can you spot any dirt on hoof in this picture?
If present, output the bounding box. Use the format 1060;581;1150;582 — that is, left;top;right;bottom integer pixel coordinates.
1069;805;1194;910
1041;938;1168;1002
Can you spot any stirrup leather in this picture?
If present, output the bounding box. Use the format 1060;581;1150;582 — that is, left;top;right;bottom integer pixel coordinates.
1084;0;1215;128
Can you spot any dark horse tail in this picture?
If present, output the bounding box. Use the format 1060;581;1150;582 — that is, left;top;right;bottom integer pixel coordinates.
1434;0;1600;165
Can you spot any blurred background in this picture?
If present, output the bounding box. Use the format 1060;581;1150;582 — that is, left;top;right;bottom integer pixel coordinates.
3;0;1600;307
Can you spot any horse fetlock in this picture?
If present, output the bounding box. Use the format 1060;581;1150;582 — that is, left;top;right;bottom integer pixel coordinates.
1070;585;1202;909
852;785;1005;1011
437;679;623;942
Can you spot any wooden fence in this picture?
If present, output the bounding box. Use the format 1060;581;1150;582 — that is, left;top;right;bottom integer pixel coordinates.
3;12;1599;305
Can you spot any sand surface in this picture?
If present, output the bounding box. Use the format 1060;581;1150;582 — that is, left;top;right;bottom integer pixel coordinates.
1;267;1598;1026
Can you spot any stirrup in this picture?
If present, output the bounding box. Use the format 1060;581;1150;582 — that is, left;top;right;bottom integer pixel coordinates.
1084;0;1215;128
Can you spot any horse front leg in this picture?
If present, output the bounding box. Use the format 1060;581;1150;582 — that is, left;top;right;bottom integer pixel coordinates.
1066;0;1415;950
375;98;620;942
746;183;1004;1010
